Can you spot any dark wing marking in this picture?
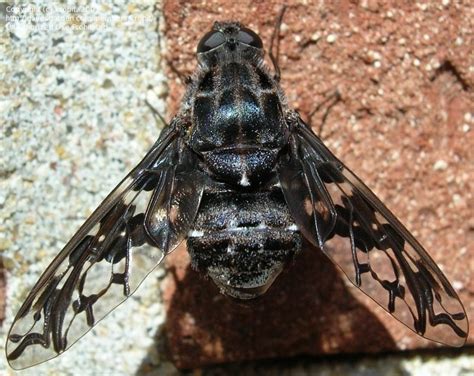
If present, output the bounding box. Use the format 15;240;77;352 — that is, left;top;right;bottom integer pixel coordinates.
278;116;468;347
6;123;205;369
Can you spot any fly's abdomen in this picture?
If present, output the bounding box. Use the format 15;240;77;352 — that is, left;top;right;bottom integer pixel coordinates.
187;189;301;299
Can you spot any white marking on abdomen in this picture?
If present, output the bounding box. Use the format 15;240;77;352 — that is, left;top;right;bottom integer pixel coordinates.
188;230;204;237
239;171;250;186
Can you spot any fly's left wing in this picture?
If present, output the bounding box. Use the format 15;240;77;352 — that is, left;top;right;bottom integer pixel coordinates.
278;116;468;347
6;123;206;369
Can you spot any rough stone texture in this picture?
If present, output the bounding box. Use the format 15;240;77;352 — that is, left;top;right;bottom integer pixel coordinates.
0;1;176;375
0;260;5;326
161;0;473;369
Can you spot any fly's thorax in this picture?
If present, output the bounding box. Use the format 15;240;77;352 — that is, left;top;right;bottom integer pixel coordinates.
188;60;287;151
187;187;302;300
187;60;288;186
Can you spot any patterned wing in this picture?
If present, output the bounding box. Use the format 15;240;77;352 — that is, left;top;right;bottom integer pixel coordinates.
6;124;205;369
278;116;468;347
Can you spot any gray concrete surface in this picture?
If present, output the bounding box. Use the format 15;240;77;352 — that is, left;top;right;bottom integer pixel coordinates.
1;1;172;374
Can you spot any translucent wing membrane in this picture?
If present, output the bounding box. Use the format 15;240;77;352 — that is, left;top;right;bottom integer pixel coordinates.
6;124;205;369
278;117;468;346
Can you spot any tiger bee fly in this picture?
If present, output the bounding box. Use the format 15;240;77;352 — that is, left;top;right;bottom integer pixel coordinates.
6;21;468;369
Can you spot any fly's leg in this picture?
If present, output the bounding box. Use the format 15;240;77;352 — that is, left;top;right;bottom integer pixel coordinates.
269;6;287;82
307;89;342;138
145;97;169;128
269;6;340;138
168;62;192;86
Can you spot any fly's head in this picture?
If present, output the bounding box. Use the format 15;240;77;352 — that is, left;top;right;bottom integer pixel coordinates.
196;22;264;67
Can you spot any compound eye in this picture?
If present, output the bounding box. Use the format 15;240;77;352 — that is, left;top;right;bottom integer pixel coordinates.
197;30;226;53
237;27;263;49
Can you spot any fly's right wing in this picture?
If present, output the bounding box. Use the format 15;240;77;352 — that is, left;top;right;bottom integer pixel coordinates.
278;116;468;347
